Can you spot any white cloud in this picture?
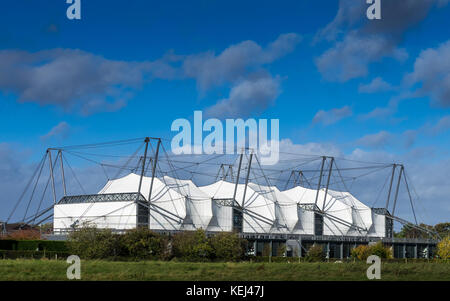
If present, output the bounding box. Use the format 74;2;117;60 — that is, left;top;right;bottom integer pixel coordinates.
182;33;301;91
404;40;450;107
40;121;71;141
315;33;407;82
0;33;301;117
359;77;394;93
205;75;280;118
314;0;447;83
312;106;353;126
356;131;393;149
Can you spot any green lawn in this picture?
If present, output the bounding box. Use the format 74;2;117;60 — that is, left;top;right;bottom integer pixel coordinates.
0;259;448;281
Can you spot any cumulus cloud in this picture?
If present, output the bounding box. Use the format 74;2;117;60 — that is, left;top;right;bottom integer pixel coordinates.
0;33;300;117
316;32;407;82
183;33;301;91
356;131;393;148
205;75;280;118
40;122;71;141
0;143;37;221
314;0;366;42
0;49;177;115
432;115;450;134
359;77;394;93
315;0;447;82
312;105;353;126
423;115;450;136
358;91;416;121
404;40;450;107
190;33;301;118
317;0;442;42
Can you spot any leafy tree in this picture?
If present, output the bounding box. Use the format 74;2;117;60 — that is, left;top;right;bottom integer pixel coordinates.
68;225;123;259
351;245;371;261
121;228;168;260
172;229;213;261
209;232;247;261
306;244;325;262
437;236;450;260
351;242;392;260
395;223;433;239
434;223;450;238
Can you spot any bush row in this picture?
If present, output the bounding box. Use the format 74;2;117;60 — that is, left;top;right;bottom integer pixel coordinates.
0;239;68;252
67;227;248;261
351;242;392;260
0;250;70;259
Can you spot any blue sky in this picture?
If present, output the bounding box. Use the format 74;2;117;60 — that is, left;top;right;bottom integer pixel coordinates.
0;0;449;225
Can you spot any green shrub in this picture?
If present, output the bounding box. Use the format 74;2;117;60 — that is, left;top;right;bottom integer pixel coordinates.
209;232;247;261
351;245;371;260
351;242;392;260
306;244;325;262
172;229;213;261
437;236;450;260
121;228;169;260
370;242;392;259
39;241;68;252
0;250;70;259
16;240;40;251
68;226;124;259
0;239;68;252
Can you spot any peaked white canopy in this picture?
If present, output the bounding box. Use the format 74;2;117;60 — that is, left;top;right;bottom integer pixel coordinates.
54;173;387;238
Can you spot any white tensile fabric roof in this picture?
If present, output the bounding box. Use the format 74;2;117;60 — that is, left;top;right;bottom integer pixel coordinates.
247;183;299;232
99;173;186;230
162;176;213;230
200;180;276;233
81;173;383;236
282;186;355;235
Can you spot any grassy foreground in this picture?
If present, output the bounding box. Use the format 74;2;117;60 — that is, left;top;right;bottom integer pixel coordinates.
0;259;449;281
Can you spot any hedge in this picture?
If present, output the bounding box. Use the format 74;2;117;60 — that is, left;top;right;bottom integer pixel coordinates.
0;250;70;259
0;240;68;252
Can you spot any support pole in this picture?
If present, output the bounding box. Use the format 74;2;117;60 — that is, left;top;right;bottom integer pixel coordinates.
241;153;253;207
221;165;226;180
403;170;418;225
322;157;334;212
314;157;326;210
136;138;149;227
137;138;149;199
391;165;403;216
269;240;273;262
148;139;161;229
284;171;294;190
232;154;244;204
298;171;304;187
385;164;397;211
58;150;67;197
47;149;57;205
298;237;302;260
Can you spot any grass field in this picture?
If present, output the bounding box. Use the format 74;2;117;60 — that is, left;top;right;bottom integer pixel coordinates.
0;259;449;281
